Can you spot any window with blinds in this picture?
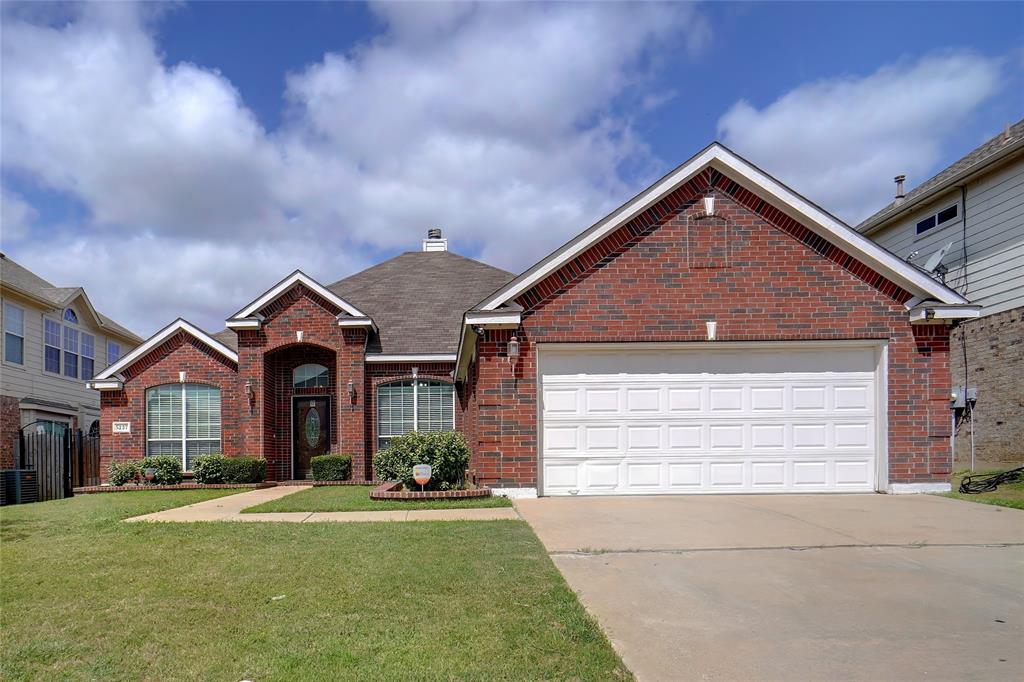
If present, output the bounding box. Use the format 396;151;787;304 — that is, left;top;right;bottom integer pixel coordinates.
377;379;454;450
146;384;221;470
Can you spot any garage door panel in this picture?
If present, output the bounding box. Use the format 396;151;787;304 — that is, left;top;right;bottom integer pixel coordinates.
540;346;878;495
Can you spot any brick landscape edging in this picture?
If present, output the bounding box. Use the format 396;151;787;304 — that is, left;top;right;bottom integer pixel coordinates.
275;479;384;486
73;482;277;494
369;481;492;500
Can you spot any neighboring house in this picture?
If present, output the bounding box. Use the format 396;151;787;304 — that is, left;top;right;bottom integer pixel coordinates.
89;143;975;496
858;120;1024;464
0;253;143;468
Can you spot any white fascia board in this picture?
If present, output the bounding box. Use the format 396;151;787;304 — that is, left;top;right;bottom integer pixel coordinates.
908;304;982;323
364;354;457;363
464;310;522;327
87;379;124;391
336;316;377;332
226;316;263;330
230;270;367;320
93;318;238;380
478;143;969;310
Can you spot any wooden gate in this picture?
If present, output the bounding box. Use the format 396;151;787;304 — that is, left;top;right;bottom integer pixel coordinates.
14;429;101;502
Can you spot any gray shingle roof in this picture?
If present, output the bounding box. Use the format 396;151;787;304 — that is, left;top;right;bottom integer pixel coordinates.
858;118;1024;232
210;328;239;352
328;251;515;355
0;252;141;342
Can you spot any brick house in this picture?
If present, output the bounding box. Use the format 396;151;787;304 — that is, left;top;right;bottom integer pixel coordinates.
90;143;977;496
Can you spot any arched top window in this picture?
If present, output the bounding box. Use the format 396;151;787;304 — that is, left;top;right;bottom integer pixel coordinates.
63;309;78;324
294;364;329;390
377;379;454;450
146;383;221;471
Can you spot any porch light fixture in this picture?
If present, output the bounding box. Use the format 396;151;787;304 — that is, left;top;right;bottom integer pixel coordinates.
347;380;356;400
245;378;257;413
702;190;716;218
706;320;717;341
507;335;521;365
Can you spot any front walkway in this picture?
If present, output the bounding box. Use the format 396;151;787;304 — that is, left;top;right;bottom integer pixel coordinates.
125;485;519;523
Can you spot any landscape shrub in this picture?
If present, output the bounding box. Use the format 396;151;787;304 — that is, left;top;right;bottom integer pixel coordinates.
107;459;141;486
192;455;227;484
311;454;352;481
373;431;470;491
140;456;183;485
220;457;267;484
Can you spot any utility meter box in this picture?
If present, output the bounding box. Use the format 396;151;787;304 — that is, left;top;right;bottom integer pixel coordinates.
950;386;978;409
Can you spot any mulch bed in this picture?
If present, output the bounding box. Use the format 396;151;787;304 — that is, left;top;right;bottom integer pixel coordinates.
369;481;492;500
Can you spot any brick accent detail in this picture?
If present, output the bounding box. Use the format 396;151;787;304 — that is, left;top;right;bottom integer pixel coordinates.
369;481;491;499
98;334;240;481
1;395;19;469
950;306;1024;464
468;178;949;488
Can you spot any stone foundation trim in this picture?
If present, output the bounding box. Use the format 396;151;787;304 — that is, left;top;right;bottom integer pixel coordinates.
888;482;952;494
491;487;538;499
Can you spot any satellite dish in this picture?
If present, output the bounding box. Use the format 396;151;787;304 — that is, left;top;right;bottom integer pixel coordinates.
923;242;954;273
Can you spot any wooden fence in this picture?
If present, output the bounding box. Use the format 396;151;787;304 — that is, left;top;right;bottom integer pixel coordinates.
11;430;101;502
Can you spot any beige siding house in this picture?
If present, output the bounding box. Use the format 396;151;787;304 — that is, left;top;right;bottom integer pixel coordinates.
1;253;142;468
858;119;1024;464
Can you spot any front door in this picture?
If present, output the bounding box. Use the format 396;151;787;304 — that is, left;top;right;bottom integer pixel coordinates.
293;397;331;479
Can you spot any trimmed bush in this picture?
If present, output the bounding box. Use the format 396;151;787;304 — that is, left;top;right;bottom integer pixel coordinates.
140;456;183;485
373;431;470;491
192;455;227;484
108;459;141;486
311;454;353;481
221;457;267;484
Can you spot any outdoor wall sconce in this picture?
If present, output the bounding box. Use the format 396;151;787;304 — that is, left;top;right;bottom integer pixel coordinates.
508;335;521;366
703;190;716;218
347;380;356;400
245;378;257;414
706;320;718;341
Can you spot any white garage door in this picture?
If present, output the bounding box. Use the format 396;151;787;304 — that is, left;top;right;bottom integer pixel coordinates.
539;345;881;496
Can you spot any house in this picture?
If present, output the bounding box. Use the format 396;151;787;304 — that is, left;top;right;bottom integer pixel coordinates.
89;143;976;496
1;254;142;468
857;120;1023;464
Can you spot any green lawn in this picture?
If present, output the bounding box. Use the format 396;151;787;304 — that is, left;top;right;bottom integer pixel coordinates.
0;491;628;681
241;485;514;513
941;469;1024;510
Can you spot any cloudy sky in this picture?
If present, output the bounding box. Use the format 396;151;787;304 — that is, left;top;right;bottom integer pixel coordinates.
2;1;1021;337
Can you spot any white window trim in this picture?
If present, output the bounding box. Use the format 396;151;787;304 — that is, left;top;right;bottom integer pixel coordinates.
3;301;25;366
376;379;456;450
146;383;222;472
914;202;959;237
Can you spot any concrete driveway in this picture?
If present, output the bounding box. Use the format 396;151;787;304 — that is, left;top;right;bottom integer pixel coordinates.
515;494;1024;681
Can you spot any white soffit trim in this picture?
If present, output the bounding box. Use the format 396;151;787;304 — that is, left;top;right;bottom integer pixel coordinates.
87;379;124;391
226;316;263;329
230;270;367;320
365;354;457;363
908;303;982;323
336;316;376;330
465;311;522;326
477;143;969;310
93;318;238;381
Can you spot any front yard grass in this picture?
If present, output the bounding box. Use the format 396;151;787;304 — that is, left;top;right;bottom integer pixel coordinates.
941;469;1024;510
241;484;513;513
0;490;627;681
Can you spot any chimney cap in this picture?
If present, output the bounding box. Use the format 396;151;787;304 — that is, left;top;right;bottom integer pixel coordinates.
893;174;907;204
427;228;442;239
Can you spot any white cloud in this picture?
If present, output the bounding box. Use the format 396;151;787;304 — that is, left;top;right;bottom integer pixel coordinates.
1;187;38;241
718;52;1003;223
1;1;708;334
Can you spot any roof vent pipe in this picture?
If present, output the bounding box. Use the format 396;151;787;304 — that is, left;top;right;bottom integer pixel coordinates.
423;228;448;252
893;174;906;206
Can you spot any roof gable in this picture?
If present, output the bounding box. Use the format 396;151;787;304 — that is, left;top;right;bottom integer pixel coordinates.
475;143;969;311
92;318;237;384
229;270;369;321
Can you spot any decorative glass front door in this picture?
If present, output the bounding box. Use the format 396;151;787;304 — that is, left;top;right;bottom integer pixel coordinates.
293;397;330;479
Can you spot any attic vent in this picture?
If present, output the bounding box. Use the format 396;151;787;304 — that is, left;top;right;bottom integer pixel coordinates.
422;228;448;252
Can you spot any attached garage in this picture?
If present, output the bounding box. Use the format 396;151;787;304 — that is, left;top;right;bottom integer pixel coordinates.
539;343;886;496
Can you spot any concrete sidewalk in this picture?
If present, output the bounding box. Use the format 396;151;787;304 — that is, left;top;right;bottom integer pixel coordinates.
124;485;519;523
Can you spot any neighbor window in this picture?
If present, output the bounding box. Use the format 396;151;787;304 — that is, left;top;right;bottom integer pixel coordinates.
916;203;959;235
81;333;95;380
293;363;329;390
376;379;454;450
146;384;222;471
63;308;78;324
63;326;79;378
44;319;61;373
107;340;121;365
3;303;24;364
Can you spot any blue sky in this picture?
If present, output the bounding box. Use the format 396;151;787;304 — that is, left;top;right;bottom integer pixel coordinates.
2;1;1022;335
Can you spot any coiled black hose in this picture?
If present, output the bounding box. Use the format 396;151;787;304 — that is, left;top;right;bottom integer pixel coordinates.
959;467;1024;494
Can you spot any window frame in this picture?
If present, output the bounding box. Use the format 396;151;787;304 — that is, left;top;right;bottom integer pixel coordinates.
915;202;959;236
145;383;222;472
81;332;95;380
107;340;121;366
376;379;455;451
3;302;25;365
44;317;62;375
293;363;330;390
63;325;79;378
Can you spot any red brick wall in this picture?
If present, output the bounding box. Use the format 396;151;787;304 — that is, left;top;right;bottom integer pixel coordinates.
469;173;951;488
1;395;19;469
235;285;368;481
98;333;239;479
